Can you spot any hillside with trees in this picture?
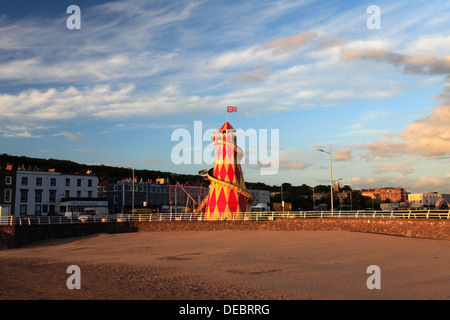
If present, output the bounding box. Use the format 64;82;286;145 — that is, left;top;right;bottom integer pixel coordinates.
0;153;374;210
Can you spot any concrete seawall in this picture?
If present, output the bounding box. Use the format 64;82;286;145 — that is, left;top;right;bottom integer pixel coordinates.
1;218;449;249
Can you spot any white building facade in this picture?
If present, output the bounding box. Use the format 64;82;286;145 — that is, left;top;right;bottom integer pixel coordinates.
408;192;450;209
14;171;98;216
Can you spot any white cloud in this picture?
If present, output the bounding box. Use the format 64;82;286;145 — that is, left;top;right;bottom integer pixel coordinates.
334;149;352;162
350;77;450;160
237;67;271;82
58;131;84;142
371;164;414;175
206;32;316;70
294;90;322;99
341;48;450;75
264;32;317;56
0;124;48;139
409;176;450;192
400;102;450;157
357;101;450;159
325;89;353;99
406;35;450;57
1;131;34;138
0;0;433;128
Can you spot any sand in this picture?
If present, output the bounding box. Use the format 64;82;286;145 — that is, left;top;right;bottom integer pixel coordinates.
0;230;448;300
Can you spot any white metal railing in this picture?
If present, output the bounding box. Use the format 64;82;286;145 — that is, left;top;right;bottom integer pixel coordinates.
1;210;449;225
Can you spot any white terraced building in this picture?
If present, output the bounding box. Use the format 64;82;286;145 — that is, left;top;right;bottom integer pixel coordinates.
408;192;450;209
14;170;99;216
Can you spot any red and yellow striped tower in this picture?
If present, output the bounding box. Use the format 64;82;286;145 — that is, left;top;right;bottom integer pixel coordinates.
196;121;253;220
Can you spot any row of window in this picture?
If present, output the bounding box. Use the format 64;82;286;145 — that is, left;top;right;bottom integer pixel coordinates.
18;189;93;203
20;189;56;203
104;186;205;194
108;185;168;192
19;204;56;216
410;199;438;204
19;177;93;187
63;190;93;198
112;195;164;204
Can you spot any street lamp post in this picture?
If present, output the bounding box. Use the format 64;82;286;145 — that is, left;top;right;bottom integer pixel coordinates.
333;178;342;210
310;187;315;211
348;189;353;211
277;184;285;214
132;166;135;214
318;146;334;215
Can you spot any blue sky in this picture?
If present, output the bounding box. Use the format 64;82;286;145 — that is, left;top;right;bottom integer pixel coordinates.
0;0;449;193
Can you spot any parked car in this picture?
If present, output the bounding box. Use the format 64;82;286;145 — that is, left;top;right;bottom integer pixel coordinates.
78;207;109;222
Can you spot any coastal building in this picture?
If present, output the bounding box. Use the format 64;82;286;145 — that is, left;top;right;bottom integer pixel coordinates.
408;192;450;209
0;164;16;216
98;180;162;214
14;169;99;216
98;180;209;213
361;187;407;203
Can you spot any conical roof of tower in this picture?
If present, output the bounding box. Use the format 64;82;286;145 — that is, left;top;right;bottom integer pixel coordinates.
220;121;234;131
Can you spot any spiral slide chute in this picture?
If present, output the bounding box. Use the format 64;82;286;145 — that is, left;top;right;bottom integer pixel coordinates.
194;195;208;216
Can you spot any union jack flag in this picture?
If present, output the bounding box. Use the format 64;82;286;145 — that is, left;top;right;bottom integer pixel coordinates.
227;106;237;112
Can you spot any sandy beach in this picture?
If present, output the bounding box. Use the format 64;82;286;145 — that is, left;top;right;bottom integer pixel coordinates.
0;230;448;300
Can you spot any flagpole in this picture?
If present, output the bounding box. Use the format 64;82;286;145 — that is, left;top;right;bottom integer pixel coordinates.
226;106;237;122
226;107;228;123
132;165;134;214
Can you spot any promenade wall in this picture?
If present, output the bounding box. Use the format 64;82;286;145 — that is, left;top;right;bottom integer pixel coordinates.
1;218;448;249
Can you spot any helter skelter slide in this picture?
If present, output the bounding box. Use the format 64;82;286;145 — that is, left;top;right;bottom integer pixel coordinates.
194;121;253;220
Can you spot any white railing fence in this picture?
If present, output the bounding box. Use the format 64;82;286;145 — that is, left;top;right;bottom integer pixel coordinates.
1;210;449;225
